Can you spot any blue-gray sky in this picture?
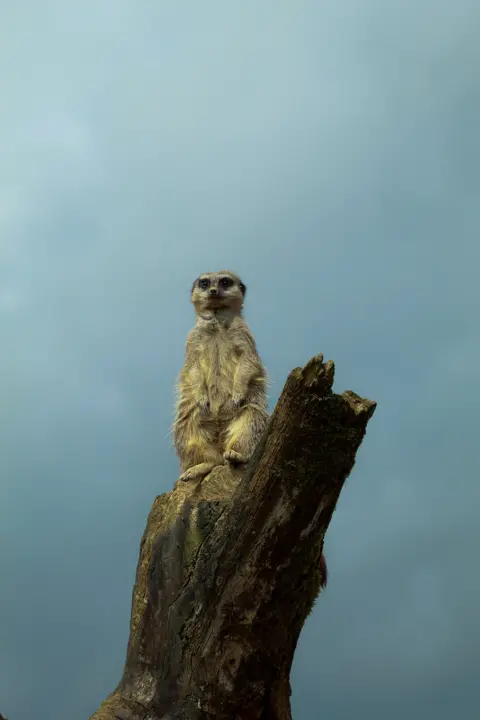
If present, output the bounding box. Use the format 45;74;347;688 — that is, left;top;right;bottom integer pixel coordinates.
1;2;479;718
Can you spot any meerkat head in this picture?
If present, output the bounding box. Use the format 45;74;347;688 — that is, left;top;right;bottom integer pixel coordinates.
191;270;246;316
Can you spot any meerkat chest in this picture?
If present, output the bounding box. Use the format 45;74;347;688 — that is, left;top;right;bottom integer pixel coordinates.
198;327;239;385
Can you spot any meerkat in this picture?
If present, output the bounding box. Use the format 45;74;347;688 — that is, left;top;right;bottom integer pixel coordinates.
172;270;269;482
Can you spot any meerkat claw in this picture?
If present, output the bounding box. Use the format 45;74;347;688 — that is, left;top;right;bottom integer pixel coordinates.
196;399;210;414
178;469;197;482
178;462;215;482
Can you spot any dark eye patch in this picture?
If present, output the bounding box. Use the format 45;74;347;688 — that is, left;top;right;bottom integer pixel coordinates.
219;277;233;288
199;278;210;289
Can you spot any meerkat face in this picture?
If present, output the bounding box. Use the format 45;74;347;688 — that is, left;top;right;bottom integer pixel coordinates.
191;270;246;314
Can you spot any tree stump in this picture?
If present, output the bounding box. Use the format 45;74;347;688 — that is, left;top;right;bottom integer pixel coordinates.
90;354;376;720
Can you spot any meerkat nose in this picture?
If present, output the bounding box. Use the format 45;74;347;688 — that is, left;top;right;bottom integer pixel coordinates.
209;288;218;295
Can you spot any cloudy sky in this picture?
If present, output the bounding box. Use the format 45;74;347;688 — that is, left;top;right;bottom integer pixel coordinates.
1;1;479;718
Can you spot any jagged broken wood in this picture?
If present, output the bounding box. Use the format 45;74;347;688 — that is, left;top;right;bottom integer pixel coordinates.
90;354;376;720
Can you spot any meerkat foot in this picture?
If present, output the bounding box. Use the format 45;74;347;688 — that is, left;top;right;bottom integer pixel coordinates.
223;449;248;465
179;462;216;482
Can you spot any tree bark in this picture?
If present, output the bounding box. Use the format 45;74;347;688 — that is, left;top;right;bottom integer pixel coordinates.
90;354;376;720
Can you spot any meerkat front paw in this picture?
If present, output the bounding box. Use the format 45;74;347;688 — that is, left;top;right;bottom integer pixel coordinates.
196;399;210;414
195;393;210;414
223;449;248;465
230;392;245;409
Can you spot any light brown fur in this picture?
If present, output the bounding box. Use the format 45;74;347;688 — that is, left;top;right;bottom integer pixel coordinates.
173;270;269;482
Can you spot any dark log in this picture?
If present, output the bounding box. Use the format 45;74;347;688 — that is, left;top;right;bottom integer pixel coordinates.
90;354;376;720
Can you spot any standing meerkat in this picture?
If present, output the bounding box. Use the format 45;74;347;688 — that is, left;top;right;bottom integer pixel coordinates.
172;270;269;482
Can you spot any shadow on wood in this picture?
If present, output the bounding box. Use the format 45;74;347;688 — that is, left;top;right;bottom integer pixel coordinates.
90;354;376;720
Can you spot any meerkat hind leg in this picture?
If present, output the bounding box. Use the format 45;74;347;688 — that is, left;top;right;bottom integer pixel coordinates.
175;413;224;482
223;405;268;466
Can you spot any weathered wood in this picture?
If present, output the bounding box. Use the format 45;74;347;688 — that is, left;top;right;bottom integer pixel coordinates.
90;355;376;720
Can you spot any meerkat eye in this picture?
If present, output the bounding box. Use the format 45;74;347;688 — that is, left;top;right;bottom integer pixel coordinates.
219;277;233;288
199;278;210;289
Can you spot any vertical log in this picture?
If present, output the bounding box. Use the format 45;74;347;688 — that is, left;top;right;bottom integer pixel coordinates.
90;355;376;720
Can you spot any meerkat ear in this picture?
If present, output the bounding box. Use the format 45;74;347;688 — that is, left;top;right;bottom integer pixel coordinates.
191;279;198;294
239;282;246;295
